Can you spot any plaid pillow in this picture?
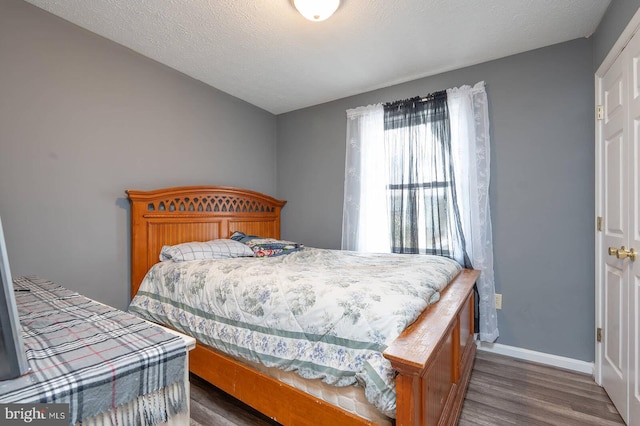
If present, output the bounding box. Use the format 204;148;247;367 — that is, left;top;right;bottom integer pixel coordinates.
160;239;255;261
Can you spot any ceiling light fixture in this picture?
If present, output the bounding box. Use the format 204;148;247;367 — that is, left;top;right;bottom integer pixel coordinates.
293;0;340;22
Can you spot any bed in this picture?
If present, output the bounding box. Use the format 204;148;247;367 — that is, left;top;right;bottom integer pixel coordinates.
126;186;479;426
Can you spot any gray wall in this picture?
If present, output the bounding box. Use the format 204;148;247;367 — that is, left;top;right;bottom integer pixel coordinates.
0;0;277;310
277;39;595;361
592;0;640;69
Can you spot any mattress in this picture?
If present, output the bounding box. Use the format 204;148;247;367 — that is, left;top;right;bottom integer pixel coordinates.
244;356;393;425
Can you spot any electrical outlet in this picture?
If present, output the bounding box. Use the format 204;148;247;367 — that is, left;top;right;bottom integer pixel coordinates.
495;293;502;310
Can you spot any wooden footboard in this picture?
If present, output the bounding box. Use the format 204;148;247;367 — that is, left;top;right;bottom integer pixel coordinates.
127;186;478;426
385;269;478;426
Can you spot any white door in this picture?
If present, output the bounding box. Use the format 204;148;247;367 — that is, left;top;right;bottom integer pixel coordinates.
627;25;640;425
596;19;640;426
599;46;629;423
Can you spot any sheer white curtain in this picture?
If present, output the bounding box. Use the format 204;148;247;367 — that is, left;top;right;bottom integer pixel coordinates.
342;82;498;342
342;104;389;252
447;81;498;342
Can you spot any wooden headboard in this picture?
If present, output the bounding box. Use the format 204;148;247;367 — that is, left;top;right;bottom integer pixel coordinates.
126;186;286;299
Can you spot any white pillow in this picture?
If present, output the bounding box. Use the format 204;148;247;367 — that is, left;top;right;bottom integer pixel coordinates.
160;239;255;262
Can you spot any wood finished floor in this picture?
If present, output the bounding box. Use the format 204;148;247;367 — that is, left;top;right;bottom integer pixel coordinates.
458;351;623;426
189;350;625;426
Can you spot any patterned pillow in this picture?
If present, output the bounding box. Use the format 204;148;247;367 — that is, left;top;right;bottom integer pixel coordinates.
160;239;255;261
230;231;304;257
229;231;257;243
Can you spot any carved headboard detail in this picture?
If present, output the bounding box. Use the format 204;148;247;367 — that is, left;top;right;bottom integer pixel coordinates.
126;186;286;299
143;194;279;214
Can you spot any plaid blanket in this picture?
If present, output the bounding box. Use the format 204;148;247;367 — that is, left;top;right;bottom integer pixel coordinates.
0;276;187;425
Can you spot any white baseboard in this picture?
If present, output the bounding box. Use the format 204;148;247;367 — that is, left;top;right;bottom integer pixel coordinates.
476;341;594;375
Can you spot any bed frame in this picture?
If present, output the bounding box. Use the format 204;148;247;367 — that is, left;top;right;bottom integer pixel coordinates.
127;186;478;426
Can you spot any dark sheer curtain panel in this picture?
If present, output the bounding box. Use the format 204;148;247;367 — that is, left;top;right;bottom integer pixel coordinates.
383;92;471;268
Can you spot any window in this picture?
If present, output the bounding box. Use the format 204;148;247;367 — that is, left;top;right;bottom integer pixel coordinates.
385;120;451;255
382;93;462;259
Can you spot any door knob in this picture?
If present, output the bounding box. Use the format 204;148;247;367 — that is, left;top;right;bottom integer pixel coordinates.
616;246;637;261
608;247;618;256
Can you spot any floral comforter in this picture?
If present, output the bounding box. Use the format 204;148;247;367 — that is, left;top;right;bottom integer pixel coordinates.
128;248;461;417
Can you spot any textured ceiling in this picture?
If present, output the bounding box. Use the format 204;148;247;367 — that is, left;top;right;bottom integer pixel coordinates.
24;0;611;114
